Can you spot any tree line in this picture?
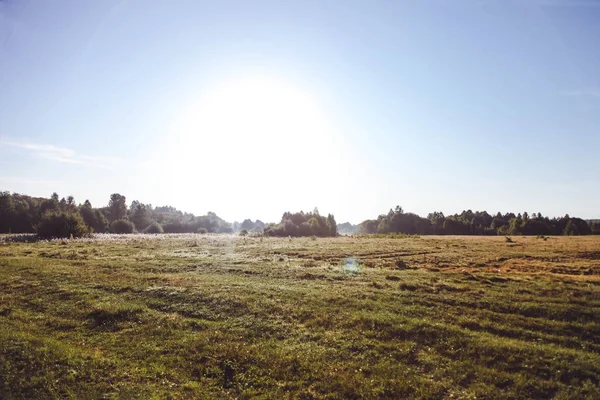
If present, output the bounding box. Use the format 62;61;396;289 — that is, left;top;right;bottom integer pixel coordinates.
0;191;598;238
0;191;233;238
357;206;600;236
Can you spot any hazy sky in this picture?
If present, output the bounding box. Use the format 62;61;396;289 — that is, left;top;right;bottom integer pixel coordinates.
1;0;599;223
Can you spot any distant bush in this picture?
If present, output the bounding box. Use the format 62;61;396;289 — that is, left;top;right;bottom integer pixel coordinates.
197;228;207;234
80;205;109;233
264;210;337;237
162;221;185;233
162;212;233;233
110;219;135;234
37;212;90;238
144;221;163;234
239;219;265;233
239;229;248;236
563;218;591;236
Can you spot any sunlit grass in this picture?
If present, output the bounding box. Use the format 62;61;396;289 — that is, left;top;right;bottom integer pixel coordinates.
0;234;599;398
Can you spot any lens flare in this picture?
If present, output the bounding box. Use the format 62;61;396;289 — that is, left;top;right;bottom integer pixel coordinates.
343;257;360;274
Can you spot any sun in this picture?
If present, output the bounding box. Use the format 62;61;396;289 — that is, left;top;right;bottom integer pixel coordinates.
182;77;327;154
167;76;338;169
160;75;348;217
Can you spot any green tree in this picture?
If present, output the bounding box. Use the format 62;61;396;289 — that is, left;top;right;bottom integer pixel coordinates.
308;217;320;234
507;218;523;235
94;210;109;233
108;193;127;222
132;203;151;230
110;219;135;234
79;200;108;233
264;210;338;237
241;219;255;231
377;218;391;234
65;195;76;212
38;192;60;217
144;221;164;234
563;220;579;236
563;218;591;236
360;219;379;234
12;195;34;233
327;214;337;236
0;191;16;232
129;200;140;212
37;212;90;238
428;211;445;233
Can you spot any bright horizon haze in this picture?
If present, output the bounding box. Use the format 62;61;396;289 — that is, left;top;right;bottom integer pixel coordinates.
1;0;599;224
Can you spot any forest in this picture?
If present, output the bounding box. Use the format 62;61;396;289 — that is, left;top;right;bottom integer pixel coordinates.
0;191;598;238
0;192;232;237
358;206;600;236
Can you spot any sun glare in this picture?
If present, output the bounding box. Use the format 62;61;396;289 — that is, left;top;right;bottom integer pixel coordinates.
158;76;351;216
167;77;339;182
180;77;328;153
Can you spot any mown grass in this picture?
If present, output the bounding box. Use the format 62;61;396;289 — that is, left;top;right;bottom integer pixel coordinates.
0;234;599;399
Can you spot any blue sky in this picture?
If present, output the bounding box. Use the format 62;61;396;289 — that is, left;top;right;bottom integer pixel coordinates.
1;0;599;223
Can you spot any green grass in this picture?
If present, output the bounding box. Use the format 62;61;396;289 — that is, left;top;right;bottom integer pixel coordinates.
0;234;599;399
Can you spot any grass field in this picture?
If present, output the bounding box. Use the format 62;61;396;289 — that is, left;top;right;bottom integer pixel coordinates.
0;234;599;399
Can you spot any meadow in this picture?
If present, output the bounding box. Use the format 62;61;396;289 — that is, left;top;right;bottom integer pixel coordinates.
0;234;599;399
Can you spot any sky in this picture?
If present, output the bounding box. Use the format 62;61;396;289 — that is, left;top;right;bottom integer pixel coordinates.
1;0;599;224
